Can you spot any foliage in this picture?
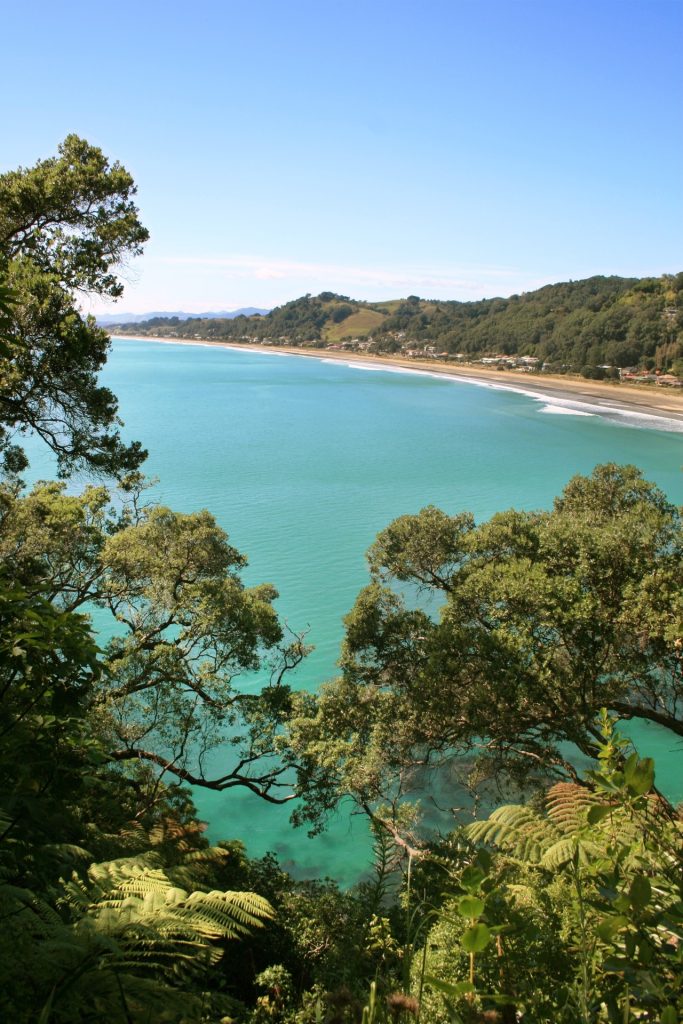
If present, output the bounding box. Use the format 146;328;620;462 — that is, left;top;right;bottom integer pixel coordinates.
0;842;274;1023
0;476;309;803
0;559;281;1021
287;464;683;827
0;135;148;476
0;137;299;1022
0;133;148;297
0;569;103;876
204;837;404;1005
416;715;682;1023
3;138;682;1024
115;273;683;373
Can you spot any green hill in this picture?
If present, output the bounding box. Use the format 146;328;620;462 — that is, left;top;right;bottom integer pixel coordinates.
114;273;683;374
323;307;386;342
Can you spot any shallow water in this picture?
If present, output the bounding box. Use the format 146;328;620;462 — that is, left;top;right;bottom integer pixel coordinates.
24;339;683;883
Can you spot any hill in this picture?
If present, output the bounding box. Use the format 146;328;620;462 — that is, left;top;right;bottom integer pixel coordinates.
112;275;683;375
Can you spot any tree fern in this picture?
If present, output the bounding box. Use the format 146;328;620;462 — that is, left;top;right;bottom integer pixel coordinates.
466;803;557;863
2;846;274;1022
465;782;623;868
176;889;274;938
63;854;273;945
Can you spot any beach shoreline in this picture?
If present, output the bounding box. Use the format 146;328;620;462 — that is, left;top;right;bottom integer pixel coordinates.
110;335;683;426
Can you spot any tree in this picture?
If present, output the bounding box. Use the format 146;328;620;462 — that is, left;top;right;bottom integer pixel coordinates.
580;364;606;380
0;533;285;1023
0;477;308;806
0;135;148;476
288;464;683;829
0;139;303;1024
0;137;313;815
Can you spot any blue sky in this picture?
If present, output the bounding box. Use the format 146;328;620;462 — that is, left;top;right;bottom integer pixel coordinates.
3;0;682;312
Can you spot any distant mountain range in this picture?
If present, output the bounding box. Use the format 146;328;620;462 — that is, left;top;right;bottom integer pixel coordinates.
96;308;269;326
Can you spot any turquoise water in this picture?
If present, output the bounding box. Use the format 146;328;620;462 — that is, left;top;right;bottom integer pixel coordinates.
25;340;683;883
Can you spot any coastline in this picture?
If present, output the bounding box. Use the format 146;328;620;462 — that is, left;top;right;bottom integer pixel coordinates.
110;335;683;428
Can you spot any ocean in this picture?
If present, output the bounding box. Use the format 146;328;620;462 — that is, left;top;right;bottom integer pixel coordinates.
25;339;683;884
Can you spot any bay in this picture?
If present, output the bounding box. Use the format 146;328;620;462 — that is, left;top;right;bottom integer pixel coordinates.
26;339;683;884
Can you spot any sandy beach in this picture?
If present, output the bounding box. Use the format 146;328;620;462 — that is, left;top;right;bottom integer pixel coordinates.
111;335;683;428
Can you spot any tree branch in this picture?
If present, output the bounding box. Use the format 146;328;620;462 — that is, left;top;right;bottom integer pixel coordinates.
109;747;296;803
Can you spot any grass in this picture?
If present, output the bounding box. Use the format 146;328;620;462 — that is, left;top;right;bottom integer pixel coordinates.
324;308;386;342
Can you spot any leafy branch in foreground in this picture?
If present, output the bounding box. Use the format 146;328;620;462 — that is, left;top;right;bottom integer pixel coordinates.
411;714;682;1024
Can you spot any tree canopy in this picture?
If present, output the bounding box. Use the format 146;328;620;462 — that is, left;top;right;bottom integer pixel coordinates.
0;476;307;804
0;135;148;476
288;464;683;829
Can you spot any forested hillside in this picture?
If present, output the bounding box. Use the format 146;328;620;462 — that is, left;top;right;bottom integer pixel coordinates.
2;139;682;1023
115;275;683;374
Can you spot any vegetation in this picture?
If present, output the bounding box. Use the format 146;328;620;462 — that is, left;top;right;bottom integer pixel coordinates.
411;714;682;1023
0;134;148;477
114;275;683;376
287;464;683;829
1;139;681;1022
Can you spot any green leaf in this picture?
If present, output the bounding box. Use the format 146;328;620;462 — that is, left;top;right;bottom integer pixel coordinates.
457;896;485;919
539;838;578;870
587;804;612;825
623;754;654;796
629;874;651;911
424;977;474;997
461;923;491;953
37;987;56;1024
460;865;486;893
596;914;629;942
660;1007;678;1024
476;848;492;874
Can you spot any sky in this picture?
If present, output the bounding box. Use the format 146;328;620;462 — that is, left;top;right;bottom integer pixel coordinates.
2;0;682;314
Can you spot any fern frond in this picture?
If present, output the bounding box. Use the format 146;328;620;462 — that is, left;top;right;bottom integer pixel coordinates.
116;869;178;896
60;873;94;912
87;852;163;890
117;822;147;844
174;890;274;939
545;783;597;832
1;883;64;932
538;837;579;870
42;842;93;863
181;845;231;865
466;804;559;862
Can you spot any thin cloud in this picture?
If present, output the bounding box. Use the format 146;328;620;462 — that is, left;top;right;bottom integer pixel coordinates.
157;254;534;297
